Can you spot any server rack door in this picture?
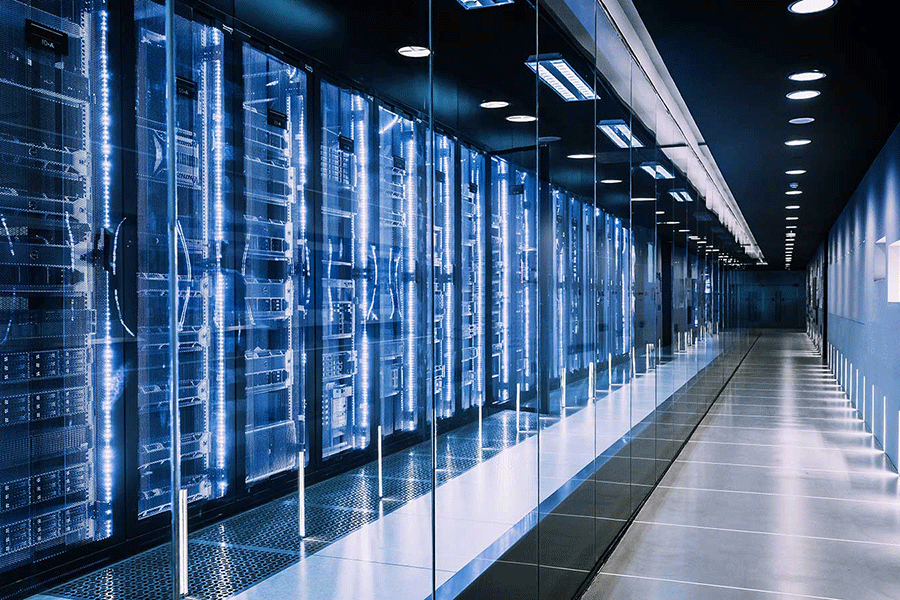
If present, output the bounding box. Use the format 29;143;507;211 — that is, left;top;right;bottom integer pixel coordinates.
569;194;585;374
551;188;566;386
459;146;485;413
489;157;509;405
375;108;425;435
240;44;308;483
433;133;455;421
319;81;370;459
134;1;230;518
511;167;538;399
0;0;115;572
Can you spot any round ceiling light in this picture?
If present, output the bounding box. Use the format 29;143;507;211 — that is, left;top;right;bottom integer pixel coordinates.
786;205;801;209
785;169;807;175
397;46;431;58
788;0;837;14
601;178;622;184
786;216;799;221
785;139;811;146
567;154;595;160
790;117;816;125
789;70;826;82
786;90;821;101
786;190;803;195
506;115;536;123
480;100;509;109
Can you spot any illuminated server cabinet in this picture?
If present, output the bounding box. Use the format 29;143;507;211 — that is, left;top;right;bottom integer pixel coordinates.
0;0;115;571
240;44;309;481
134;0;229;517
490;158;537;407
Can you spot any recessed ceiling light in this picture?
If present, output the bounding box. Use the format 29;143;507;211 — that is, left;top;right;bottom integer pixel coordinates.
786;225;798;229
597;119;644;149
601;179;623;184
640;162;675;180
456;0;514;9
696;240;707;245
506;115;536;123
788;0;837;15
789;70;826;82
678;229;690;233
786;216;799;221
480;100;509;109
397;46;431;58
786;205;801;209
567;154;595;160
790;117;816;125
785;169;807;175
785;139;811;146
526;54;599;102
786;90;821;101
655;210;666;215
786;190;803;195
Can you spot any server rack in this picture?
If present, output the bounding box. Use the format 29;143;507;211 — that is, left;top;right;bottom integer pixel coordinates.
459;146;485;413
489;158;537;406
240;44;309;482
319;81;370;459
133;0;229;518
433;133;455;420
375;107;425;436
0;0;116;572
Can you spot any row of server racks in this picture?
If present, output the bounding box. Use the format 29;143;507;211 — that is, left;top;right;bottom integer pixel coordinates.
0;0;634;587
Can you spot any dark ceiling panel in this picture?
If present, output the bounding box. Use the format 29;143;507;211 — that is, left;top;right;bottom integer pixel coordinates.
632;0;900;268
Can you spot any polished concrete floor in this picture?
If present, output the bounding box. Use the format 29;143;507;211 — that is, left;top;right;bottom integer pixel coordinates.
584;332;900;600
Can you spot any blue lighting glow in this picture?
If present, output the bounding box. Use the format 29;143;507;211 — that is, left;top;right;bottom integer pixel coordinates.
640;162;675;180
597;119;644;149
456;0;514;8
526;54;598;102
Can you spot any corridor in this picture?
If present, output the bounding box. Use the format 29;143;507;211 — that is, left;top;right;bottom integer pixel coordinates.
585;332;900;600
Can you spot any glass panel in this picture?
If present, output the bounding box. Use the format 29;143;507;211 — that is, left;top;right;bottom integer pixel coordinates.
0;0;118;575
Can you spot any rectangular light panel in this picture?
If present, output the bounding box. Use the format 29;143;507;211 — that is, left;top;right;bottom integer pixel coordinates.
456;0;514;8
640;161;675;180
526;54;598;102
668;188;692;203
598;119;644;148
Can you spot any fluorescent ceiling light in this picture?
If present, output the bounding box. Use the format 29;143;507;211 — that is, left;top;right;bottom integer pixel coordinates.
601;179;623;184
669;189;693;203
597;119;644;148
696;240;707;245
397;46;431;58
678;229;690;233
786;205;801;209
526;54;598;102
785;139;811;146
480;100;509;109
655;210;666;215
640;162;675;180
631;197;655;202
659;221;680;226
689;235;701;240
786;190;803;195
789;0;837;14
456;0;514;9
789;70;826;82
787;90;820;100
506;115;536;123
789;118;816;125
786;225;798;229
785;169;807;175
786;216;799;221
567;154;595;159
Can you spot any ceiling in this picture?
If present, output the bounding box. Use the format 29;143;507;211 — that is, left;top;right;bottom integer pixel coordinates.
631;0;900;269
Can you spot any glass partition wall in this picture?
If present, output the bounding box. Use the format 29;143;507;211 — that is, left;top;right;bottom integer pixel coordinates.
0;1;754;600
